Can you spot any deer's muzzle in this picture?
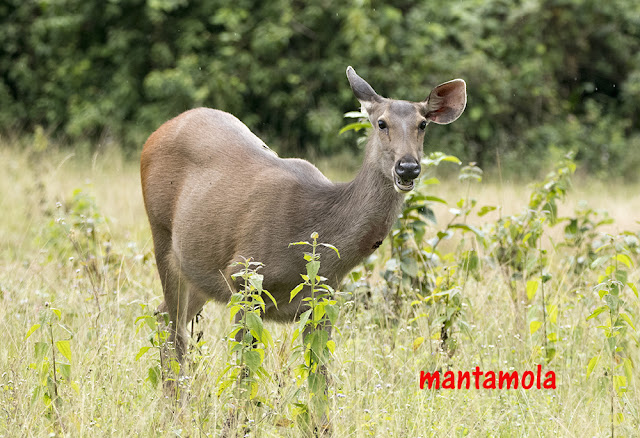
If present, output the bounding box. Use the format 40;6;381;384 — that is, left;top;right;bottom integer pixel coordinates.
393;157;420;192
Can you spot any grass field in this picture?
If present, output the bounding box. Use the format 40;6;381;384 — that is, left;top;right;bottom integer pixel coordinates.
1;142;639;437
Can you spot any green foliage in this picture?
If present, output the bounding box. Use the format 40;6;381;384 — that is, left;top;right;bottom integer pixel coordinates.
215;258;277;434
218;258;275;403
3;136;640;436
289;232;340;430
382;152;480;356
586;235;639;431
44;188;107;259
42;187;134;319
25;303;79;424
134;306;171;389
2;0;640;178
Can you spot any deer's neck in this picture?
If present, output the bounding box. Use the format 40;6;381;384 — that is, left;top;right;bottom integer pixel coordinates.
314;148;405;276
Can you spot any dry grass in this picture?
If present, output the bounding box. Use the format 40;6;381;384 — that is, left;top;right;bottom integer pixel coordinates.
0;143;638;437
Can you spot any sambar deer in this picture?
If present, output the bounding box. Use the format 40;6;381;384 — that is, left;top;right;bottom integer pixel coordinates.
140;66;466;372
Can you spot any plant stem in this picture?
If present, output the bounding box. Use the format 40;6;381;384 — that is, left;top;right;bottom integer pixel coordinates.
48;322;59;402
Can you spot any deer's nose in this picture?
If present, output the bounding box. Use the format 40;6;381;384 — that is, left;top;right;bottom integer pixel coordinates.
395;157;421;181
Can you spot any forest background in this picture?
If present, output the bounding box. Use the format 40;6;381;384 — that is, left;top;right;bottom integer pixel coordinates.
2;0;640;179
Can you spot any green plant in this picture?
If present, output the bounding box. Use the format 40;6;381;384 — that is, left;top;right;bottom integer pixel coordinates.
586;234;639;435
44;188;114;320
560;200;614;276
25;303;78;424
134;304;173;389
408;159;483;356
217;258;277;433
289;232;340;431
484;153;576;342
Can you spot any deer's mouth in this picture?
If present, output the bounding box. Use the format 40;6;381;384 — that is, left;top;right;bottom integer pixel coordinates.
393;172;415;193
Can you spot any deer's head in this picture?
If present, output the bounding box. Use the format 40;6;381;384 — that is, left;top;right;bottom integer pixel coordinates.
347;66;466;193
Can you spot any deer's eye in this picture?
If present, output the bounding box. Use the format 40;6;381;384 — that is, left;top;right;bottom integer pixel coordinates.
378;120;387;130
419;120;427;131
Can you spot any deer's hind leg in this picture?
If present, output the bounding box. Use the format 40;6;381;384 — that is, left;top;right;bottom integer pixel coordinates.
154;237;208;392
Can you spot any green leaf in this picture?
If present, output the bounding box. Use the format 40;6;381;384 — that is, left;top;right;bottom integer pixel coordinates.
590;255;611;269
596;285;609;299
326;340;336;354
623;358;633;384
307;372;326;397
306;260;320;281
262;289;278;308
422;153;461;167
339;121;371;134
51;308;62;320
135;314;157;331
147;366;160;386
246;312;264;341
320;243;340;258
548;305;558;324
545;347;556;362
312;303;326;322
169;359;180;376
248;273;264;292
25;324;41;340
412;336;425;351
461;250;479;272
477;206;497;217
526;280;539;300
613;375;627;395
529;320;542;334
627;282;639;298
290;283;304;302
55;340;72;363
424;195;447;204
298;309;312;331
309;330;329;357
420;177;440;185
244;350;262;373
135;346;151;361
615;253;633;268
615;269;628;284
34;342;49;362
325;304;338;325
58;363;71;380
442;155;462;164
587;305;608;321
291;327;300;344
228;304;242;322
619;313;636;330
449;223;484;238
400;257;418;277
586;355;599;378
31;386;42;405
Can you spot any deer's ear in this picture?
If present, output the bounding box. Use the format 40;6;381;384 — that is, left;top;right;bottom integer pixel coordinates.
422;79;467;125
347;66;382;112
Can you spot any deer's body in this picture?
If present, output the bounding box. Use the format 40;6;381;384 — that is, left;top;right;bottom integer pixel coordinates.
141;66;466;365
141;107;402;323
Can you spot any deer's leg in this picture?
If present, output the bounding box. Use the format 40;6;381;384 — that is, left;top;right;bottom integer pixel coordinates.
153;242;209;397
156;254;191;368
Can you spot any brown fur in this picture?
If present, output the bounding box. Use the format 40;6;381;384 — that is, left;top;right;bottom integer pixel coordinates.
140;67;466;361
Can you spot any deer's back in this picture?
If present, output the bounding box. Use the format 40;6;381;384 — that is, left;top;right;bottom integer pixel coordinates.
141;108;332;307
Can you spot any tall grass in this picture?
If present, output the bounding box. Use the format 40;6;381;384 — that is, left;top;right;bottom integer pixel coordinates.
0;142;638;436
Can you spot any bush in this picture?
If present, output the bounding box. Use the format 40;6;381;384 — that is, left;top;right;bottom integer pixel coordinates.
1;0;639;178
